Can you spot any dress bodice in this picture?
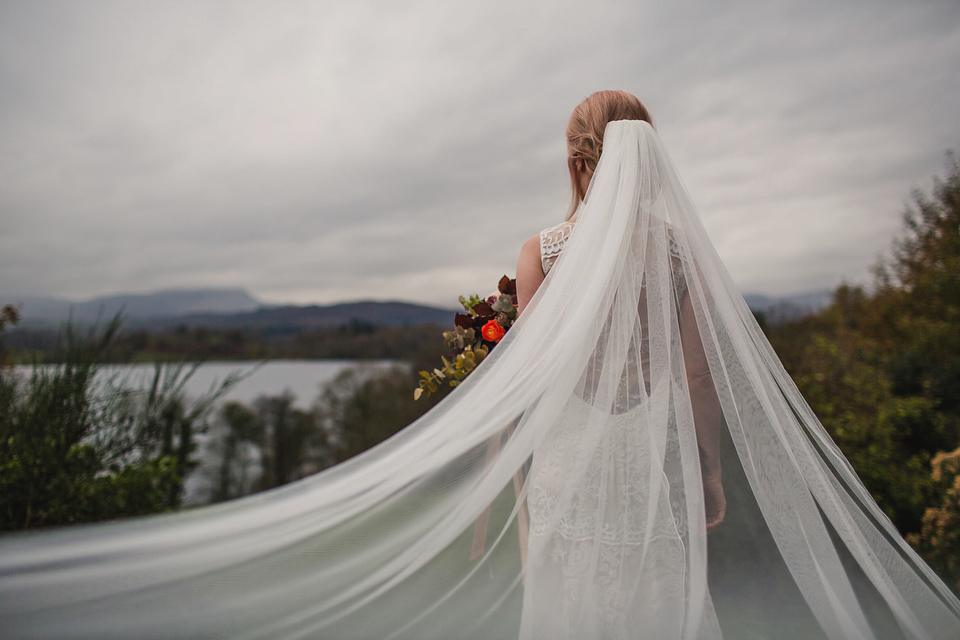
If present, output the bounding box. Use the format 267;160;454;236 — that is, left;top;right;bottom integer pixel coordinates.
539;218;689;301
537;217;694;414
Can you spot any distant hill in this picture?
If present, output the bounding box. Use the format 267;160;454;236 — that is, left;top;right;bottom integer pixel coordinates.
744;290;833;320
8;288;260;326
141;301;456;331
3;288;456;331
5;286;829;332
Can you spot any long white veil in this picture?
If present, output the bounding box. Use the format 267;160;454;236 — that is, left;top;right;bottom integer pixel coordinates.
2;121;959;640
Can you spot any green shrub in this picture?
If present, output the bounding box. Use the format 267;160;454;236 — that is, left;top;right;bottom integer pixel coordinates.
0;317;238;530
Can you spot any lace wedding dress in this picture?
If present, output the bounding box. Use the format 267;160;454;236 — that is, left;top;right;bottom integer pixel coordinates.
2;121;959;640
522;219;721;640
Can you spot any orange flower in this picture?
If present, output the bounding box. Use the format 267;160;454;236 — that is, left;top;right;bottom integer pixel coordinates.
481;319;505;343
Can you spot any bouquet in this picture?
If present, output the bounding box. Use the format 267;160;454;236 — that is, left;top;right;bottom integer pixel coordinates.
414;275;518;400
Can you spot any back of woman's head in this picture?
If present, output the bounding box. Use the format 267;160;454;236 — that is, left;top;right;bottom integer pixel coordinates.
566;90;653;217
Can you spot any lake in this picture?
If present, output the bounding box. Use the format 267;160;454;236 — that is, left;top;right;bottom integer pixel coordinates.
14;359;397;409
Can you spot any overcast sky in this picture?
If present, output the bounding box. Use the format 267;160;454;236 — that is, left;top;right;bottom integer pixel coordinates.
1;0;958;307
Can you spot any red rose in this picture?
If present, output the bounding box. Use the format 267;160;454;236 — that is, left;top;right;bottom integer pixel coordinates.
481;319;506;343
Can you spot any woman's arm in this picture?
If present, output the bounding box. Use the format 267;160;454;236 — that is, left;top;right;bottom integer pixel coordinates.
516;235;545;315
679;287;726;531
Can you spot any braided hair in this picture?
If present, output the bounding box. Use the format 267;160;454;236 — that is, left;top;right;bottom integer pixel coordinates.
565;90;653;218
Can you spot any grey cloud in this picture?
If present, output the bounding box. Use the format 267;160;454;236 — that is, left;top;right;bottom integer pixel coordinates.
1;0;958;307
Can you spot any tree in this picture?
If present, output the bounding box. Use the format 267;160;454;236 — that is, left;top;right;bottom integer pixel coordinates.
0;317;238;529
203;401;263;503
765;153;960;588
254;391;323;490
878;152;960;444
0;305;19;365
315;365;446;466
907;446;960;594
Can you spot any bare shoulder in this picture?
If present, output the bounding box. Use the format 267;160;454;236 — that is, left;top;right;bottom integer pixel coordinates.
516;233;545;314
517;234;543;281
520;234;541;263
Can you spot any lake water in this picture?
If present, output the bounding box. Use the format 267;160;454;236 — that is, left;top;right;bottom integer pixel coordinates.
14;359;396;408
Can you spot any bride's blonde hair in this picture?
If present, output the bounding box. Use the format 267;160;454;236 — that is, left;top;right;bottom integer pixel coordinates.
566;90;653;218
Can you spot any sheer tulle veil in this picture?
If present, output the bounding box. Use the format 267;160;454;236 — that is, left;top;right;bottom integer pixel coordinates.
2;120;959;639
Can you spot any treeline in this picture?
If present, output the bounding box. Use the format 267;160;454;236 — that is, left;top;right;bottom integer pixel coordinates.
4;320;447;364
763;154;960;591
195;366;448;503
0;316;449;529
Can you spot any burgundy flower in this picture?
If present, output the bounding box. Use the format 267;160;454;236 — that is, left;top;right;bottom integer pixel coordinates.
472;301;494;318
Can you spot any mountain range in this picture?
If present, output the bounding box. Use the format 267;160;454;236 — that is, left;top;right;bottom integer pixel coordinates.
7;289;260;325
742;290;834;319
4;289;456;330
4;287;832;330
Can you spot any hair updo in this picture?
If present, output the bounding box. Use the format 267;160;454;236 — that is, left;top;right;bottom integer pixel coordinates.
565;90;653;218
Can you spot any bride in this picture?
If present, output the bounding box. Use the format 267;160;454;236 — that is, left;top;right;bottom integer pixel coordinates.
1;91;959;640
516;92;727;639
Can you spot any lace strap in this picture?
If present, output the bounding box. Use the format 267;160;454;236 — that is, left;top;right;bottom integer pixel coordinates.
539;221;574;275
